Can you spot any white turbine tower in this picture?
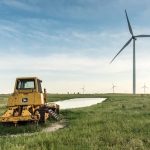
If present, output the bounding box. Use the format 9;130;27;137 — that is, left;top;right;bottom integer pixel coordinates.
110;10;150;94
81;86;85;94
112;84;116;93
142;83;148;94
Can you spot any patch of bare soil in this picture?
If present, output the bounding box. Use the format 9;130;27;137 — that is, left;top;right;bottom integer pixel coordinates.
42;119;65;133
2;120;66;137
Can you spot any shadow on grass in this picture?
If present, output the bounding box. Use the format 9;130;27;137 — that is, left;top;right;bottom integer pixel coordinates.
0;118;58;136
0;122;42;136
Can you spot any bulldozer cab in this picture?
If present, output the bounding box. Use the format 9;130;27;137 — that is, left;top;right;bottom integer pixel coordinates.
7;77;46;107
15;78;42;93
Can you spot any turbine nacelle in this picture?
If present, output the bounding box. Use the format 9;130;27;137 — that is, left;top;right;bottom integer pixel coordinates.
132;36;136;40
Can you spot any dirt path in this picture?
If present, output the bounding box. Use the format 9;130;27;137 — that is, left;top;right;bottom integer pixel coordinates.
42;120;65;133
1;120;66;137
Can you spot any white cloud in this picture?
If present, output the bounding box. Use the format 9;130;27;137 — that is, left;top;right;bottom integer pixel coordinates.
0;52;149;94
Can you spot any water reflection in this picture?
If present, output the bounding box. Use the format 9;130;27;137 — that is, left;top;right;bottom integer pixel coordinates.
55;98;106;109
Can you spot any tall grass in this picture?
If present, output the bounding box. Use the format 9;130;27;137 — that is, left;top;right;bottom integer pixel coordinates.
0;94;150;149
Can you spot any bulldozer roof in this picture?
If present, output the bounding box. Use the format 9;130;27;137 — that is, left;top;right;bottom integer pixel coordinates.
16;77;41;80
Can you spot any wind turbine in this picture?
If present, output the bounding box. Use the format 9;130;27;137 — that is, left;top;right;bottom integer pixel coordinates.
142;83;148;94
110;10;150;94
81;86;85;94
112;84;116;93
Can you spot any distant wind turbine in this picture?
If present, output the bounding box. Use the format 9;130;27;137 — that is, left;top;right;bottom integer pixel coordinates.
110;10;150;94
142;83;148;94
81;86;85;94
112;84;116;93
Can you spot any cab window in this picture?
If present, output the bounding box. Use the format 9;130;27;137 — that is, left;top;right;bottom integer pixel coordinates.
16;79;35;90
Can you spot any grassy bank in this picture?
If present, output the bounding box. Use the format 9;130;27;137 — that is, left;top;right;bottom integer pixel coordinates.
0;94;150;149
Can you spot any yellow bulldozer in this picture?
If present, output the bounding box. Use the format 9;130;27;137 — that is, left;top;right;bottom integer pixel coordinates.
0;77;59;125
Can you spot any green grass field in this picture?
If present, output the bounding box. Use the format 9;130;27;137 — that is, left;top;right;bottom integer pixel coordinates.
0;94;150;149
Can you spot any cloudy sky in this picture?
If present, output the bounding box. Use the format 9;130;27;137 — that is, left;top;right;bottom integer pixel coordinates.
0;0;150;93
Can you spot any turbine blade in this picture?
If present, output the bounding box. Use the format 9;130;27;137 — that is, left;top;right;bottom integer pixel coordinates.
110;38;132;63
135;35;150;38
125;10;133;36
